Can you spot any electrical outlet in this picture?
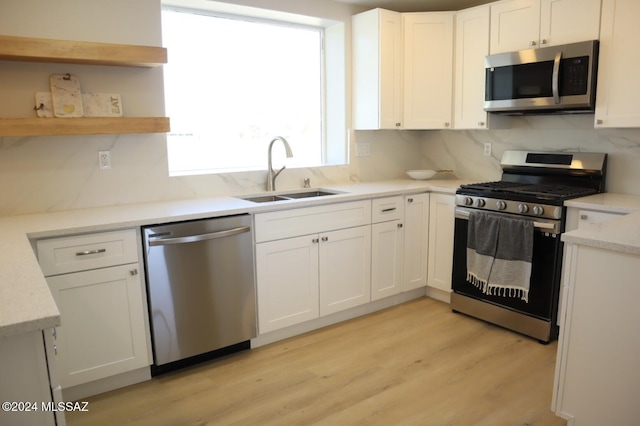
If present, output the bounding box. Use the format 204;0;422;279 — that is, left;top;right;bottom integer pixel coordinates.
98;151;111;170
483;143;492;156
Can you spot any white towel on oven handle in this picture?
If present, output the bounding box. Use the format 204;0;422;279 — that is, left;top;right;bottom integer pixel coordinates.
466;211;533;303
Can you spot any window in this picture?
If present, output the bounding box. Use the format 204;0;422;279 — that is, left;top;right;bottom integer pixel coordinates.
162;8;330;176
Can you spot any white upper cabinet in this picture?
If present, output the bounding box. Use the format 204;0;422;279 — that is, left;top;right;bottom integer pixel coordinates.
453;5;491;129
403;12;455;129
352;8;403;130
539;0;601;46
490;0;601;54
352;9;454;130
594;0;640;128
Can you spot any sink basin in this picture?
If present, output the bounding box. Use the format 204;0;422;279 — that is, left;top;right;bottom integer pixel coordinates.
280;190;339;199
241;195;290;203
238;189;342;203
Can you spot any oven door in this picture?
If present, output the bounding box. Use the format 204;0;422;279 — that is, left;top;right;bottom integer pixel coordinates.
451;207;563;322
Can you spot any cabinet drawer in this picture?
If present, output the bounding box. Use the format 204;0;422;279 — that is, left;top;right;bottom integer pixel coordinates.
255;200;372;243
577;210;622;230
371;196;404;223
37;229;139;276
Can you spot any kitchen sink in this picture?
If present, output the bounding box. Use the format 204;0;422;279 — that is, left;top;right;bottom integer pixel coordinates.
242;195;290;203
279;190;338;199
239;189;342;203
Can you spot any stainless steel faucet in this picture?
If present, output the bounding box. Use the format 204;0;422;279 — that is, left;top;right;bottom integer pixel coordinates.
266;136;293;191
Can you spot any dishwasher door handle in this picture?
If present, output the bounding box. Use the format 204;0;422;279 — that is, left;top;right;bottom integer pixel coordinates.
148;226;251;246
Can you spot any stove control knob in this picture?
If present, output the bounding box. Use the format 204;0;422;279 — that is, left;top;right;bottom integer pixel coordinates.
518;203;530;214
496;201;507;210
464;197;474;206
476;199;486;207
533;205;545;216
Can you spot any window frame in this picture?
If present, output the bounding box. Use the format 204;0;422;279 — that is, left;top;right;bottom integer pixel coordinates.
161;3;347;176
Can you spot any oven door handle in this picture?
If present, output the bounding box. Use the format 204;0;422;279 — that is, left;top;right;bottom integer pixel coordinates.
455;208;557;232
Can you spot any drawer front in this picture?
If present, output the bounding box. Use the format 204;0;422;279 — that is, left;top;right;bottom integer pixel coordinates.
371;196;404;223
577;210;622;230
255;200;372;243
37;229;139;276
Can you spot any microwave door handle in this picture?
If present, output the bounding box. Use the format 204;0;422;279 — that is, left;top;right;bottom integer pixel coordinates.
552;51;562;104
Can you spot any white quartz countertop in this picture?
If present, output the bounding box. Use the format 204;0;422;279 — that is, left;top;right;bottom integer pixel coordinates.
562;192;640;255
0;179;465;338
565;193;640;214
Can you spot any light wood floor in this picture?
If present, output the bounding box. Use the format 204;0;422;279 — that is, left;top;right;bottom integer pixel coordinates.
67;297;565;426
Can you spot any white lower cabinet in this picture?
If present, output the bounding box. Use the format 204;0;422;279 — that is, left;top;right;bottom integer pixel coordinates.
319;226;372;315
36;229;150;390
256;235;320;333
427;193;455;293
403;193;430;291
0;331;61;426
371;196;405;300
371;220;404;300
45;264;149;388
255;201;372;334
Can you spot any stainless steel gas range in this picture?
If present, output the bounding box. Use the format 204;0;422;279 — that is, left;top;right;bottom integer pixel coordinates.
451;150;607;343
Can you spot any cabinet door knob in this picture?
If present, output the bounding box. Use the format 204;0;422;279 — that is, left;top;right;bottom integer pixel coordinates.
596;119;603;125
478;122;485;126
530;40;537;46
312;238;319;243
444;122;450;127
395;122;401;127
129;268;138;276
321;236;329;242
54;344;58;355
540;39;548;45
580;214;588;220
397;223;403;228
407;198;414;203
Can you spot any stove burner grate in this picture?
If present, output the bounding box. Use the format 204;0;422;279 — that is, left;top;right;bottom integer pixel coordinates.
459;181;598;200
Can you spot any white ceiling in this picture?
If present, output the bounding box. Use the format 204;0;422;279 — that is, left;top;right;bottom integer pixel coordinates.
329;0;494;12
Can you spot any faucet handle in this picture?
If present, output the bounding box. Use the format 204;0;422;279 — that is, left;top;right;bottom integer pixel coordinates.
273;165;286;179
303;178;311;188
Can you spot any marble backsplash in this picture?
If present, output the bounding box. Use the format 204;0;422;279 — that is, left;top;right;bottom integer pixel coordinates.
1;114;639;217
418;115;640;195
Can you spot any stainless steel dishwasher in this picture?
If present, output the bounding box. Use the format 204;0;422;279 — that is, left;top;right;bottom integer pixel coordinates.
142;214;255;375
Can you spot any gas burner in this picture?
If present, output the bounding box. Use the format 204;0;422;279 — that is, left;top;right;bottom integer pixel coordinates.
515;185;598;199
460;181;526;191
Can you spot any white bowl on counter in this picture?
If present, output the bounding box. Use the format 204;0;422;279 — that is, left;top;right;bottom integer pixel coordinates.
406;169;454;180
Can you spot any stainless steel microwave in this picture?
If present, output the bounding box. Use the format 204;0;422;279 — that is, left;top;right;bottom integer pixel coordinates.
484;40;599;114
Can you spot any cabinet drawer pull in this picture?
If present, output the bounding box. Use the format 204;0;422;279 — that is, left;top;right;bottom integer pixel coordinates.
381;207;397;213
75;248;106;256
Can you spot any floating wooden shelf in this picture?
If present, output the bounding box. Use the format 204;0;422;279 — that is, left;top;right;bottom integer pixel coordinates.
0;117;170;137
0;34;170;136
0;35;167;67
